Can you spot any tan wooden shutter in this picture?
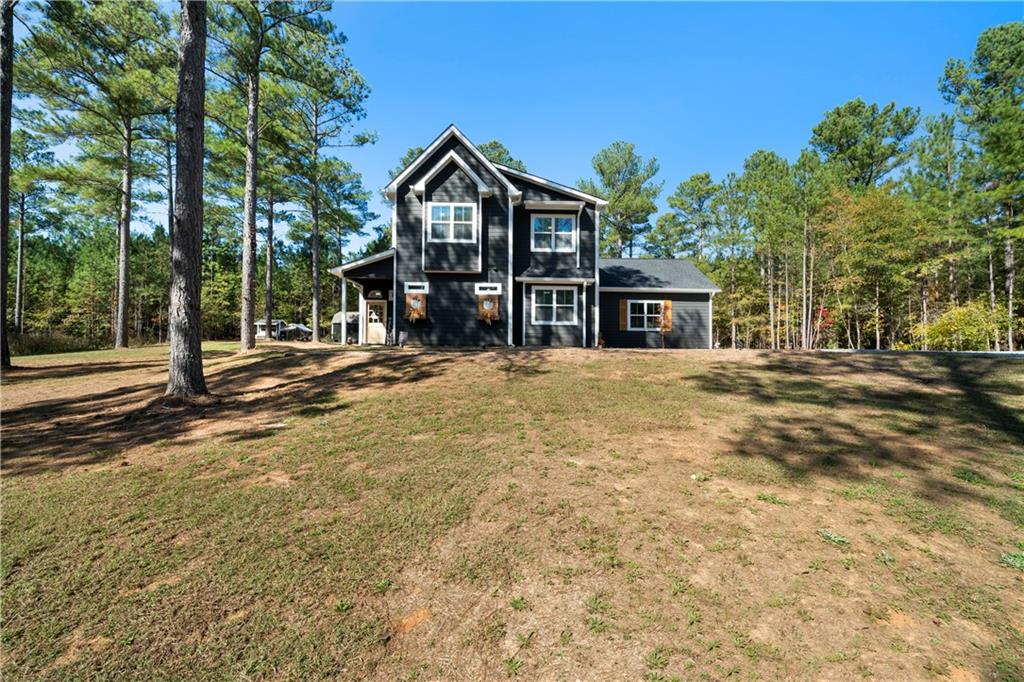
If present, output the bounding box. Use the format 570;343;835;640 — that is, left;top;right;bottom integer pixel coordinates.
661;300;672;330
619;298;628;331
405;293;427;320
477;294;500;322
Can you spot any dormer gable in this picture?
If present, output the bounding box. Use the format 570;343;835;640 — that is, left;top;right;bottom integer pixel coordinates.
384;124;522;204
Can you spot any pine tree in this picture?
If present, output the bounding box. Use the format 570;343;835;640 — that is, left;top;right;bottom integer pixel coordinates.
17;0;174;349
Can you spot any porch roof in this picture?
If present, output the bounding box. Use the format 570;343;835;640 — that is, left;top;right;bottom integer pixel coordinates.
329;249;394;280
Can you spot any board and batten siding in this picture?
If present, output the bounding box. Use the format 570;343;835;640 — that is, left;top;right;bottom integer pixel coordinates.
394;136;511;346
599;292;711;348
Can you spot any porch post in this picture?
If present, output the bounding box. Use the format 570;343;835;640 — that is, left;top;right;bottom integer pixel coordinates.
358;287;365;345
340;275;347;345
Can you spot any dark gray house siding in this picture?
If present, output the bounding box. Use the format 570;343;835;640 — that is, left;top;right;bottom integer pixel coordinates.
423;164;481;273
515;282;594;347
599;292;712;349
394;135;512;347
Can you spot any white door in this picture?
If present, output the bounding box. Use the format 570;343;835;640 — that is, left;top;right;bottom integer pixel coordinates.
366;301;387;344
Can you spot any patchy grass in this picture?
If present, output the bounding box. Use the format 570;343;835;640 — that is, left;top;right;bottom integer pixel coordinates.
2;344;1023;680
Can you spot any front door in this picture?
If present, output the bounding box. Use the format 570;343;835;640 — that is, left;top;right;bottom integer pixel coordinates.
366;301;387;344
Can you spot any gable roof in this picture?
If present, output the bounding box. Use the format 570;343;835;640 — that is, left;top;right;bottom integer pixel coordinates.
599;258;720;292
328;248;394;278
495;163;609;209
412;150;493;198
384;124;522;203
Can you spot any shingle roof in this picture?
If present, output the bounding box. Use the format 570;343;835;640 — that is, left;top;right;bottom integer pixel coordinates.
599;258;720;292
517;265;595;281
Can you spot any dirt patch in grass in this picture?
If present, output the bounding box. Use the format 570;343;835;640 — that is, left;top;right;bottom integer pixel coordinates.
2;345;1023;680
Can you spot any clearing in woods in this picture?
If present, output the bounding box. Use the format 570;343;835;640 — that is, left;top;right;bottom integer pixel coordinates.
1;342;1023;680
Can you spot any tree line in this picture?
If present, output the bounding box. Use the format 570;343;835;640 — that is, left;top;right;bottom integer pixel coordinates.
1;0;374;368
0;8;1020;373
577;22;1022;351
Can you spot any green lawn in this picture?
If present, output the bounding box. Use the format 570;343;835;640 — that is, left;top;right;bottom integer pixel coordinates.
2;345;1023;680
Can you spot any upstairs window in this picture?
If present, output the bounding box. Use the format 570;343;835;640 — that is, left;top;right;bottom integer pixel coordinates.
532;287;577;325
531;215;575;252
428;202;475;243
628;300;663;331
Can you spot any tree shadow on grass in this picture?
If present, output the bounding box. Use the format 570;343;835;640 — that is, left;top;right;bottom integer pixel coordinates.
1;350;451;477
691;352;1024;509
0;351;237;385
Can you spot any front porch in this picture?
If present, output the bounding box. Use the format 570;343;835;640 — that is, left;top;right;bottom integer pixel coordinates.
329;249;395;346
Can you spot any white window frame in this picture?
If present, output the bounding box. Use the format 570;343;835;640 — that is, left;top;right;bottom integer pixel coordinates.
404;281;429;294
530;214;576;253
474;282;502;295
531;286;578;326
427;201;476;243
627;299;664;331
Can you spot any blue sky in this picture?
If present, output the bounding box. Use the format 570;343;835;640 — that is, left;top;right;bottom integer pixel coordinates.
330;1;1019;253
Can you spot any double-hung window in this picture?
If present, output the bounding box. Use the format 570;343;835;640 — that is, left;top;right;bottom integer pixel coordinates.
531;215;575;252
628;300;663;331
428;202;475;242
532;287;577;325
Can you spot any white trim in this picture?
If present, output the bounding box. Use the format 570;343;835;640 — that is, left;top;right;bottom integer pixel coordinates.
475;282;502;295
329;248;395;277
531;285;578;326
384;125;522;203
426;201;476;243
708;292;714;350
405;281;430;294
423;269;481;275
524;200;584;211
494;163;608;208
594;210;601;347
412;150;494;197
582;286;587;348
529;214;576;253
576;204;583;269
600;287;720;294
507;195;513;346
626;299;664;332
391;203;397;249
521;283;527;346
515;276;595;284
340;276;348;345
392;251;397;344
357;286;366;345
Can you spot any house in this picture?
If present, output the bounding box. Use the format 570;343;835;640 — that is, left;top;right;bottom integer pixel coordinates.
329;125;719;349
255;318;286;340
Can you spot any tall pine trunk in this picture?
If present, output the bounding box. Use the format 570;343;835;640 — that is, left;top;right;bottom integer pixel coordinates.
767;248;776;350
310;147;321;343
166;0;208;398
1007;234;1015;352
15;192;24;333
989;233;999;351
265;192;273;337
0;0;11;368
874;282;881;349
807;248;815;349
115;128;133;349
800;217;808;349
166;139;174;241
239;69;260;352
